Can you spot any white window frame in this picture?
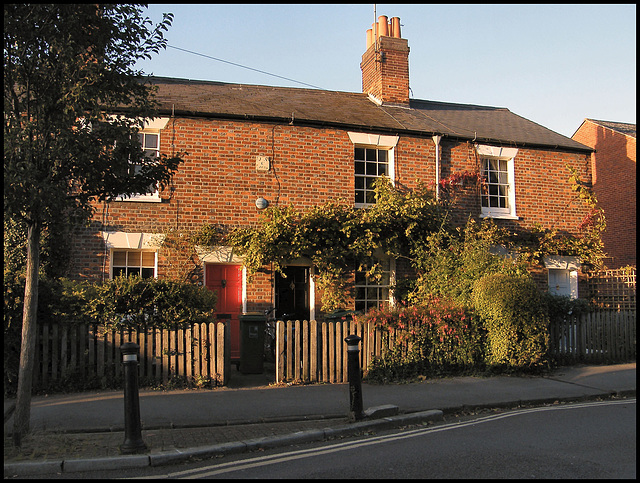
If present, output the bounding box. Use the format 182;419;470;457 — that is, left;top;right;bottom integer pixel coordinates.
354;255;396;312
349;132;398;208
115;117;169;203
102;231;164;279
476;144;519;220
110;249;158;279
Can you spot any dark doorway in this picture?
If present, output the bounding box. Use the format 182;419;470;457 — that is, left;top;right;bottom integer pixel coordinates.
275;266;310;321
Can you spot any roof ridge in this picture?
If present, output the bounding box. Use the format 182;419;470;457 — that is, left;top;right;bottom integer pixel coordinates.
586;119;636;138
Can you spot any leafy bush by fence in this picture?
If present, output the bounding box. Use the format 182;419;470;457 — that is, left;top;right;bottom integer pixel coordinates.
274;310;635;384
4;274;219;396
472;274;550;370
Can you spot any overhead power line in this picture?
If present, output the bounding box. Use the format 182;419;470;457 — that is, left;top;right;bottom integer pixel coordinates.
167;45;323;90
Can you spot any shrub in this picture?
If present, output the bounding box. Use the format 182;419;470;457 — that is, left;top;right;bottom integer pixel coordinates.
408;217;529;307
542;292;591;322
472;273;550;371
4;274;94;396
358;296;485;383
87;275;217;331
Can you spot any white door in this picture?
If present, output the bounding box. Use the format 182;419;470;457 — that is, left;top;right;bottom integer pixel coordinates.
548;269;578;299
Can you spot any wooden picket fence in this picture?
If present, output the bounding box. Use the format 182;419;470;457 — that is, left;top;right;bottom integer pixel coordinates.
275;319;402;384
33;311;635;390
276;311;637;383
549;310;636;364
32;322;229;391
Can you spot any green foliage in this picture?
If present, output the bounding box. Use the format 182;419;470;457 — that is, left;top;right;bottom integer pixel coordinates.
4;273;95;396
5;4;184;425
408;217;529;307
359;296;486;383
472;274;550;371
542;292;591;322
229;201;361;310
515;166;607;269
87;275;217;331
4;4;182;227
227;171;606;314
229;178;446;310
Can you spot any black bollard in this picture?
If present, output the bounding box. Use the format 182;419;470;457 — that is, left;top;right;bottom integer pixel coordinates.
344;334;364;421
120;342;147;454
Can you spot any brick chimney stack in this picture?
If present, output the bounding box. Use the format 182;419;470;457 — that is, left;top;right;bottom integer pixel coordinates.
361;16;410;105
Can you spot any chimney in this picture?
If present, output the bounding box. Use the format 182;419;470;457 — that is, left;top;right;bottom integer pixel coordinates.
361;16;410;105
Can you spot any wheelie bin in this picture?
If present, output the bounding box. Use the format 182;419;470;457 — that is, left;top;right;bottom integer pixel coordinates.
239;312;266;374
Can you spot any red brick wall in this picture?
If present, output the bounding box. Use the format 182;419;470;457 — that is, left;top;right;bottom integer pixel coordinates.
71;117;592;313
572;121;636;268
361;36;410;104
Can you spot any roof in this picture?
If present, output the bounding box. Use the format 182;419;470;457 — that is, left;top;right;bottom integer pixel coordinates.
585;119;636;139
146;76;592;153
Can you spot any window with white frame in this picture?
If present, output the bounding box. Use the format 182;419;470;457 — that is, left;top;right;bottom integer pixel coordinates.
115;117;169;202
348;132;398;208
111;249;157;279
115;131;160;201
477;145;518;219
355;147;389;205
355;257;393;313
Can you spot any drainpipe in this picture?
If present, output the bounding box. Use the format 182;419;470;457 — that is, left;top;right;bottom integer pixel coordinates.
433;135;441;200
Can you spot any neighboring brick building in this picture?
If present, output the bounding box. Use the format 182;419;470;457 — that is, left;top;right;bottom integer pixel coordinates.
572;119;636;269
69;16;593;358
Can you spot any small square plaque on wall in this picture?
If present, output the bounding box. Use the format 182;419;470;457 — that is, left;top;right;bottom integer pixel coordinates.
255;155;271;172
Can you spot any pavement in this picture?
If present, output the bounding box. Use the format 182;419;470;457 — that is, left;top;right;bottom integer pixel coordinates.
4;361;636;477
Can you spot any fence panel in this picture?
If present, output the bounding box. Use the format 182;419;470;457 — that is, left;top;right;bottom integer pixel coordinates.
275;319;397;384
549;310;636;363
588;268;636;310
32;322;228;391
276;311;636;384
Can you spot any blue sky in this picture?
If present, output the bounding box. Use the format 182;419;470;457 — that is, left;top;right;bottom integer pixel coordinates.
136;4;636;138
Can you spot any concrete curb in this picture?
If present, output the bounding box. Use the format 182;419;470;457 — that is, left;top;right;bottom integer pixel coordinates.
149;410;443;468
3;409;443;477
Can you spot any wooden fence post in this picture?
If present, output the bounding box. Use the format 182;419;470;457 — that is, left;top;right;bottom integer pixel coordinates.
275;320;285;383
310;320;318;383
294;320;302;382
302;320;310;383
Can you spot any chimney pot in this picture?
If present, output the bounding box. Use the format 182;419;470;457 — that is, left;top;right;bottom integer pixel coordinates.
366;28;373;49
391;17;401;38
378;15;389;37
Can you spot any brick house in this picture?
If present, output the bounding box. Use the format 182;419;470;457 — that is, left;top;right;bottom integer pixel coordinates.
571;119;636;269
69;16;594;359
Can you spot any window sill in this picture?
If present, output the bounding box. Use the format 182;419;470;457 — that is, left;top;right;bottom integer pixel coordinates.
114;193;163;203
479;212;519;220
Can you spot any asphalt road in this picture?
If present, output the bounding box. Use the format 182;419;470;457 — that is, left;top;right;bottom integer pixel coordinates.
27;398;635;479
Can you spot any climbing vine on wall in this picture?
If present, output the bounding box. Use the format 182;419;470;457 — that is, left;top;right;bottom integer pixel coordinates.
226;177;454;310
162;167;606;310
513;166;607;269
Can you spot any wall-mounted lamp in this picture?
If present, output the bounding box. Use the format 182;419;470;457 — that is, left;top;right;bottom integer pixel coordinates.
255;197;269;210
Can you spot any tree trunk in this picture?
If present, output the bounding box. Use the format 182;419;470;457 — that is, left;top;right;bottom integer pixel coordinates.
12;220;41;447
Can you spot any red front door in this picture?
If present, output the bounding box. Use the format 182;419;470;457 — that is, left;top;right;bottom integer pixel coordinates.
205;264;242;361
